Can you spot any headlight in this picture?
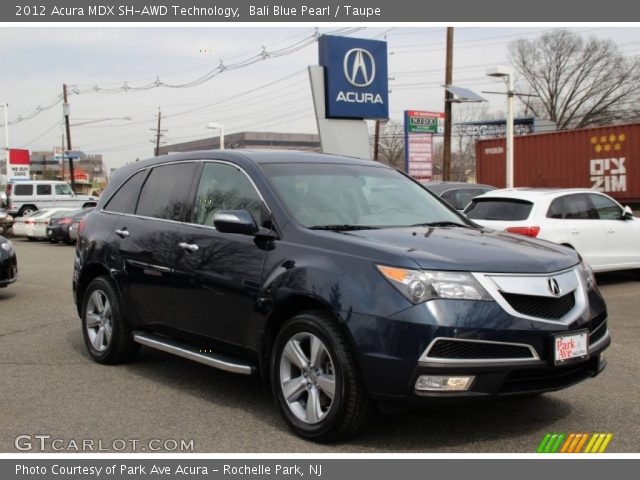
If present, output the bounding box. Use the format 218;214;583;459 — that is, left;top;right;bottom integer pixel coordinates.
580;261;596;289
1;240;13;253
376;265;492;303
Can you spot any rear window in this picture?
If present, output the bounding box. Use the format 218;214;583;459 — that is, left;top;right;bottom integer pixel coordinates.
13;184;33;196
441;188;493;210
136;163;198;221
465;198;533;221
104;170;146;214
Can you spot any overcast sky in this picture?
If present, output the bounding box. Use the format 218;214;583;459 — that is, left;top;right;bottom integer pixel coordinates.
1;26;639;169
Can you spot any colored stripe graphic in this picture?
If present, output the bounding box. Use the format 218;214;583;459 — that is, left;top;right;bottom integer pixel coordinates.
537;433;613;453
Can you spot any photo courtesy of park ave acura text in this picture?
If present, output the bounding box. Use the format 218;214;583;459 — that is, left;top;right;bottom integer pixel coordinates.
1;1;639;461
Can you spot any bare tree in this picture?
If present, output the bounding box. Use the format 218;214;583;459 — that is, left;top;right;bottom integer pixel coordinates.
509;29;640;130
374;121;405;170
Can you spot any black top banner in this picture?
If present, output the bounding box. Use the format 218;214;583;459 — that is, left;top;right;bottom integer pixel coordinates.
4;0;640;22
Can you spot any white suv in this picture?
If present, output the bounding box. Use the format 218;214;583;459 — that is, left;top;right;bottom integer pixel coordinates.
6;181;97;217
464;188;640;273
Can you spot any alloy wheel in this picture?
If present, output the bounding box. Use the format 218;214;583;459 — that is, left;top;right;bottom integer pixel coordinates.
279;332;336;424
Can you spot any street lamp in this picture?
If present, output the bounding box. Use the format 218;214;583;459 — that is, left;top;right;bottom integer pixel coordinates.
206;122;224;150
486;66;515;188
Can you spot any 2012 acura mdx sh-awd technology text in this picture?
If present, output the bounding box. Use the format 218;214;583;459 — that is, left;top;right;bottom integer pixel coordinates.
73;151;610;442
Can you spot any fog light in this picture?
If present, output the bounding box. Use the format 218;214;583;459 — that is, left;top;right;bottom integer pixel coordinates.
415;375;474;392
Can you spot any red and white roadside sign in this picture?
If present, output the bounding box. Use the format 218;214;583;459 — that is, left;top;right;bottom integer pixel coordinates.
8;148;30;180
406;133;433;182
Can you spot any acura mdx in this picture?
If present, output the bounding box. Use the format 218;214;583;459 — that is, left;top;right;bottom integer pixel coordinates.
73;150;610;441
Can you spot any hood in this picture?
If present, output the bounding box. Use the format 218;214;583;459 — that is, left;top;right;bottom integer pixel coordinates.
342;226;579;274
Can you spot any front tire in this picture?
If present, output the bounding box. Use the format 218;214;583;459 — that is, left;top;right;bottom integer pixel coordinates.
81;276;138;364
270;311;372;442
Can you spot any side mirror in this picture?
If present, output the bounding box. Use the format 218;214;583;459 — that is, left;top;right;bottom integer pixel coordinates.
213;210;259;235
623;205;635;220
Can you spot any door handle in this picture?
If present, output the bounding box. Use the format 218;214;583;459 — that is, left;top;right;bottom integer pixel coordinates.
178;242;199;252
115;228;130;238
570;229;580;235
606;229;615;234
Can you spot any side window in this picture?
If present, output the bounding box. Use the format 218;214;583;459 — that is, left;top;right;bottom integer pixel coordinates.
547;198;564;218
562;194;597;219
136;163;198;222
104;170;147;214
14;184;33;196
36;184;52;195
589;194;622;220
55;184;73;196
193;163;268;228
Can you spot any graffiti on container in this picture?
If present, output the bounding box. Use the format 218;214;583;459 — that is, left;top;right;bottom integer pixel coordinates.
589;133;627;193
590;158;626;192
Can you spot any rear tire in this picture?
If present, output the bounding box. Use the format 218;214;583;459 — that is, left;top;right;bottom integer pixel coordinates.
18;206;36;217
81;276;138;364
270;310;373;442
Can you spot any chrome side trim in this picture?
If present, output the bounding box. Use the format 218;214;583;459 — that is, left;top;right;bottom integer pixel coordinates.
419;336;540;365
133;332;254;375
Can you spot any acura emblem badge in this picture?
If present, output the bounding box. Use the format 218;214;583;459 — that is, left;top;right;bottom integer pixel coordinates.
343;48;376;87
547;278;561;296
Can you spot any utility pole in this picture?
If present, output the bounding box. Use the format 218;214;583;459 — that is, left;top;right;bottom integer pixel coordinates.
2;103;8;153
155;108;162;156
63;84;76;192
373;120;381;161
60;133;66;179
152;108;167;156
442;27;454;181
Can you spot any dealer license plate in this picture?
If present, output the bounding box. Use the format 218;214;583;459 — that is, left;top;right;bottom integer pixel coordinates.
554;330;588;365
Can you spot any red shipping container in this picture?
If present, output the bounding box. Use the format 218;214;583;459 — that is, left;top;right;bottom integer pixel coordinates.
476;122;640;204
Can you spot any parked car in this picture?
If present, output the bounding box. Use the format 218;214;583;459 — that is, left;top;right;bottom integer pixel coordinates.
12;208;73;241
0;209;13;235
11;210;49;239
464;188;640;273
5;180;97;217
0;235;17;287
74;151;609;442
29;208;75;241
47;208;93;244
423;181;496;211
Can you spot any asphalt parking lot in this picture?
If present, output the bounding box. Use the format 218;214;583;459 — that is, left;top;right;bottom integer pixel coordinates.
1;239;639;453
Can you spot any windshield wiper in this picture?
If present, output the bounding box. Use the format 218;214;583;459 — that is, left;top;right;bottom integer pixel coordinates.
407;221;470;228
309;225;381;231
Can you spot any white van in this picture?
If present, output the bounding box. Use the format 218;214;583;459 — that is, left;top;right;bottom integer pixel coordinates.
6;181;98;217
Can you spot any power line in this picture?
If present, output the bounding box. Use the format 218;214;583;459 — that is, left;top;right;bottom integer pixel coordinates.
1;27;364;128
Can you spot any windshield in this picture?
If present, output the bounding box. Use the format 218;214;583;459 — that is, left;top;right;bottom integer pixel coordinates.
262;163;464;229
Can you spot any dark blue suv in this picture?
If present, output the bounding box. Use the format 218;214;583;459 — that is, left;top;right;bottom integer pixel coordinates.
73;150;609;442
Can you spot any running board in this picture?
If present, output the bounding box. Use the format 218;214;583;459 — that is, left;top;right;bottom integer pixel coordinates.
133;332;254;375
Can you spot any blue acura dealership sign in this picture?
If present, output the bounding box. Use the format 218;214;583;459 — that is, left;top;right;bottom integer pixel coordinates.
319;35;389;120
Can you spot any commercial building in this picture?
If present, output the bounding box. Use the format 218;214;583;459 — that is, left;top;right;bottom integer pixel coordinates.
157;131;320;155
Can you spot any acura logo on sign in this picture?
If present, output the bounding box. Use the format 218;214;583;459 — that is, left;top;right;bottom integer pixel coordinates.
343;48;376;87
547;278;561;296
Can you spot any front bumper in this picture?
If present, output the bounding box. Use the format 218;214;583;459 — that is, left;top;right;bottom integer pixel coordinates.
348;286;610;402
0;254;18;286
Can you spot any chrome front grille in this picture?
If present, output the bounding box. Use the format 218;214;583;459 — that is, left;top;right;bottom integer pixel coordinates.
500;291;576;320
